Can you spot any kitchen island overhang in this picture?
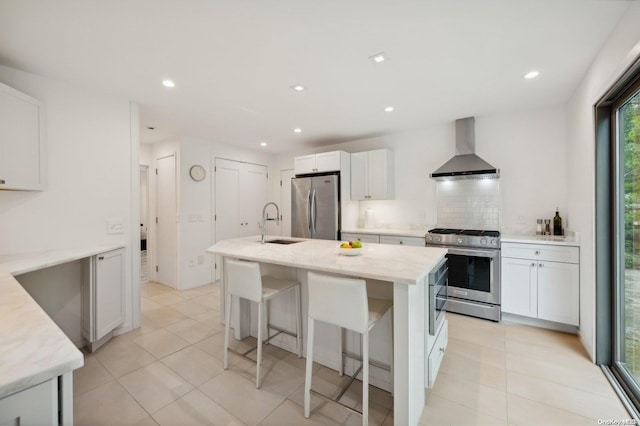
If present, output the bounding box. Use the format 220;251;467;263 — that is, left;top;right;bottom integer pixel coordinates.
207;236;447;426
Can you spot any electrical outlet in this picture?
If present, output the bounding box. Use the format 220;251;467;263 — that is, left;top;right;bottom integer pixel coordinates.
197;255;204;264
516;215;526;224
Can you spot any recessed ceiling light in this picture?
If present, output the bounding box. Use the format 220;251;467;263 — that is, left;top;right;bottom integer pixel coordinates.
290;84;306;92
162;79;176;88
294;128;302;133
384;106;394;112
260;142;267;147
524;71;540;80
369;52;387;64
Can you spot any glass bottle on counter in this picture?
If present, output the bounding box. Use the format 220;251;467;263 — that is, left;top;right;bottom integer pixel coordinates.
553;208;563;236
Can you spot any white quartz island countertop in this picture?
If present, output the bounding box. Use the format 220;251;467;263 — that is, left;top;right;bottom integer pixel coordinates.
207;236;447;285
0;244;123;399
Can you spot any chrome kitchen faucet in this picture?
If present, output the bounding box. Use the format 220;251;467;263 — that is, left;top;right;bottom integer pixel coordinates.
260;202;280;243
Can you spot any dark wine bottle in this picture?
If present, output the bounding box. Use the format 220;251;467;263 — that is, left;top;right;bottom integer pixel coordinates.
553;208;562;236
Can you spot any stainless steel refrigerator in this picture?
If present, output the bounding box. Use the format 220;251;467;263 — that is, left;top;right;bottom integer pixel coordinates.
291;173;340;240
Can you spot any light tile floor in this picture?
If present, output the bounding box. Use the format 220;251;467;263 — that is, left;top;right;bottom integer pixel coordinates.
73;281;630;425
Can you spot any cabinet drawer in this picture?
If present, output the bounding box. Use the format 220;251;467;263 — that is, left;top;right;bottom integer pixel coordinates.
341;232;380;244
502;242;579;263
380;235;425;247
427;319;448;388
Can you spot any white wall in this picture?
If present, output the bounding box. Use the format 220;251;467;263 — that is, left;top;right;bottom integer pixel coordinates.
274;105;567;235
566;3;640;360
0;65;138;336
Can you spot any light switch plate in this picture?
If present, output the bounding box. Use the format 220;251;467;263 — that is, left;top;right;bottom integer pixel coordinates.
107;220;124;234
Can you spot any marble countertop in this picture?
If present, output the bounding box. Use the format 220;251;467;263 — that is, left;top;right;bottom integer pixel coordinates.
0;243;124;399
502;234;580;247
207;236;447;285
342;227;428;238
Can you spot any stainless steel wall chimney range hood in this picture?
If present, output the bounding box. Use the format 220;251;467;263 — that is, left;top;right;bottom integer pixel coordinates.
430;117;500;180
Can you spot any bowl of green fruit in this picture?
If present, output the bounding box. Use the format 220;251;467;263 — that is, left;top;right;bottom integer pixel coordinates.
338;240;363;256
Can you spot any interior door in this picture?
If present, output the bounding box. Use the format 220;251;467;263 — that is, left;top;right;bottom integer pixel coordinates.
155;155;177;288
311;174;339;240
241;162;268;237
214;158;267;279
280;169;294;237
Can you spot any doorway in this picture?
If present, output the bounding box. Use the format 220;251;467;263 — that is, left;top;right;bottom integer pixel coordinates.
140;165;149;282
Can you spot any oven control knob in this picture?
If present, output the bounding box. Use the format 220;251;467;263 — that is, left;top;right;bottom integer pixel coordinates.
456;237;463;244
436;236;441;242
480;238;487;245
490;239;497;245
426;235;432;241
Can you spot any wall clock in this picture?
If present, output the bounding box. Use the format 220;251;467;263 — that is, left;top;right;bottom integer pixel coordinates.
189;165;206;182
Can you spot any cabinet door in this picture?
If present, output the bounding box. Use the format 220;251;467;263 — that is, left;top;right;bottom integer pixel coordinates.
0;82;45;191
95;248;125;341
315;151;341;172
367;149;393;200
537;261;579;326
0;378;57;425
350;152;367;200
501;257;537;318
294;154;317;175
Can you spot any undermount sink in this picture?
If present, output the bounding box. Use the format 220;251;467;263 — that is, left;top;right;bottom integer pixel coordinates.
264;239;303;245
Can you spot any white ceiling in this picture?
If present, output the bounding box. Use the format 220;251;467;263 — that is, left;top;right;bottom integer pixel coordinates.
0;0;630;152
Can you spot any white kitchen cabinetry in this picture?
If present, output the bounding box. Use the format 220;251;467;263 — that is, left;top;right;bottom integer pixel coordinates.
0;82;46;191
501;242;579;326
351;149;394;200
0;378;57;425
82;248;125;349
426;319;448;388
294;151;344;175
380;235;424;247
341;232;380;244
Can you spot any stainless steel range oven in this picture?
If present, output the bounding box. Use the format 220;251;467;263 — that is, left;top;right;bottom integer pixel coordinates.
426;228;501;322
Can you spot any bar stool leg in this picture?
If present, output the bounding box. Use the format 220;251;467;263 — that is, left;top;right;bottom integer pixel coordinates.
256;300;264;389
338;327;344;376
304;318;315;419
295;285;302;358
223;292;232;370
362;331;369;426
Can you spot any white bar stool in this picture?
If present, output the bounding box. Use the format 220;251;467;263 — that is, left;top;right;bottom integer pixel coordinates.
304;272;393;426
223;259;302;389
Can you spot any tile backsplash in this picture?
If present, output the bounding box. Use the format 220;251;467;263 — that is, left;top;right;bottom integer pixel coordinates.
437;179;500;229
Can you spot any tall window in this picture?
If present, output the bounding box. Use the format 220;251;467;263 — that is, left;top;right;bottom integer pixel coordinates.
611;78;640;413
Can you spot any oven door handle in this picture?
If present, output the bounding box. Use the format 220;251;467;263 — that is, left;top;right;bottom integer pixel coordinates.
447;248;498;258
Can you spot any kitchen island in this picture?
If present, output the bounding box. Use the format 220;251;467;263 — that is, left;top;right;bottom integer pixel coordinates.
207;236;447;426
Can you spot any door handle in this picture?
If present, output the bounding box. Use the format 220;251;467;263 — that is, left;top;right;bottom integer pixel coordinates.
310;189;317;234
306;190;312;233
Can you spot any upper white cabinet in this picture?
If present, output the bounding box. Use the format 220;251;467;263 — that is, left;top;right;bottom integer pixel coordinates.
82;248;125;349
0;82;45;191
351;149;394;200
294;151;344;175
501;242;579;326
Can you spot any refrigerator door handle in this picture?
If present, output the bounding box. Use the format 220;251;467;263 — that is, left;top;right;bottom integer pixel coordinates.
306;189;312;234
311;189;317;235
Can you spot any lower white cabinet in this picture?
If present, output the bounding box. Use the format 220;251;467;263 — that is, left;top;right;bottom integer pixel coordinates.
341;232;380;244
426;319;448;388
82;248;125;347
379;235;425;247
0;378;57;425
501;242;579;326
